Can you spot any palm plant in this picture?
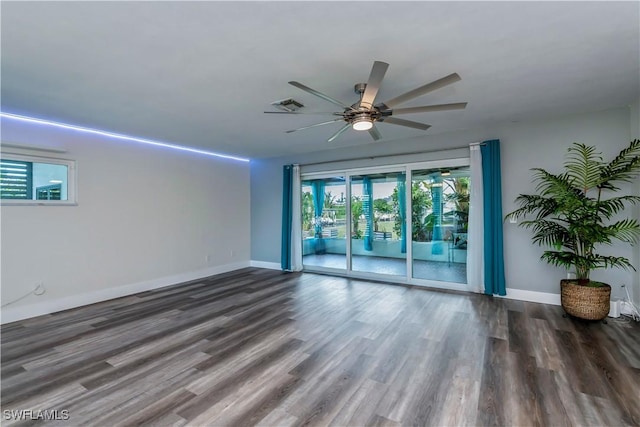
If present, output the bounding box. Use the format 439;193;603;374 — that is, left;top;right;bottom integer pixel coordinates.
351;196;363;239
445;176;470;214
392;182;432;241
505;139;640;284
445;176;470;233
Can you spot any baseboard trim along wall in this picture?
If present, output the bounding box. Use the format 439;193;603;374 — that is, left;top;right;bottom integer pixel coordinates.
249;260;281;270
1;261;251;324
621;301;637;317
502;288;562;306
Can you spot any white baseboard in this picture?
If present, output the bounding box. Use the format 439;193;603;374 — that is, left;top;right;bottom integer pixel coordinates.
502;288;561;306
1;261;250;324
621;301;638;317
250;260;281;270
501;289;640;313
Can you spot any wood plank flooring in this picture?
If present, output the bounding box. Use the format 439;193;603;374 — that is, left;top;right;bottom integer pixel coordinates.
1;268;639;426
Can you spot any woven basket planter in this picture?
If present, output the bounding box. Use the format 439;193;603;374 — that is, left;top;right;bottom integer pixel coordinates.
560;279;611;320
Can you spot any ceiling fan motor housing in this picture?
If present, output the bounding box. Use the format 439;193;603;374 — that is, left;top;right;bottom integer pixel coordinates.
354;83;367;95
352;112;374;131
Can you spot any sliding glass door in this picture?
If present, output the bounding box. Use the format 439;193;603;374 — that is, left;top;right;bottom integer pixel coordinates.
301;175;347;270
410;166;469;283
350;171;406;277
301;160;470;290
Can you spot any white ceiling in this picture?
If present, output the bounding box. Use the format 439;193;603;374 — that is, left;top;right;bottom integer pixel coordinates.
1;1;638;159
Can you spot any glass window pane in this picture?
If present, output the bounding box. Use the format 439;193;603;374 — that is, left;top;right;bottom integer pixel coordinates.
0;160;32;199
302;176;347;270
411;167;469;283
33;163;68;201
350;171;406;277
0;154;74;204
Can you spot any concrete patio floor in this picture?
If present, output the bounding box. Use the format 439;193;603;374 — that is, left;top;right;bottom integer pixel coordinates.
303;253;467;283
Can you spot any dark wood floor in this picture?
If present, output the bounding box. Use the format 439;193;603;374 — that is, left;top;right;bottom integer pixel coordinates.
2;268;639;426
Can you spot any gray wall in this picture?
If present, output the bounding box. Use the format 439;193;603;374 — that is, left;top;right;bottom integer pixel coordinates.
251;107;636;297
2;118;251;321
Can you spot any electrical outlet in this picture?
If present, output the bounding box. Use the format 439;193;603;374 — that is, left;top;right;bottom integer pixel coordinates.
205;255;211;263
230;250;234;258
34;282;46;296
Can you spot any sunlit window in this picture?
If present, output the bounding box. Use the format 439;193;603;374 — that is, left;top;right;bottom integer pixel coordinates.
0;153;76;205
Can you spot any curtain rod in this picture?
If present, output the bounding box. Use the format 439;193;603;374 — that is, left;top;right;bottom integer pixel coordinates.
300;142;484;167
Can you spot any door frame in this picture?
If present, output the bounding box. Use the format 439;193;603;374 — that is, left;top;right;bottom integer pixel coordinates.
301;157;471;292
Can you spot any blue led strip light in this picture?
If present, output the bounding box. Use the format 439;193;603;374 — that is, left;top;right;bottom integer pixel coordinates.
0;112;250;163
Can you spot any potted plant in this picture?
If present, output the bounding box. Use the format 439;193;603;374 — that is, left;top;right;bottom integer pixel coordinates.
505;139;640;320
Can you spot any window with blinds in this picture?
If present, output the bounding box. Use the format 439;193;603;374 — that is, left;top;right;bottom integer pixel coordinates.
0;153;75;205
0;160;33;199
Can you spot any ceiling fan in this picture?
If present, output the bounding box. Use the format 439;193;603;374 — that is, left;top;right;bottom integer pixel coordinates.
266;61;467;143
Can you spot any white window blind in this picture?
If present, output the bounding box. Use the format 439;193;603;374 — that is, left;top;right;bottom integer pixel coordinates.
0;159;32;199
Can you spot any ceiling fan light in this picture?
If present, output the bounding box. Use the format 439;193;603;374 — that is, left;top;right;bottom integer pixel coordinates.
352;116;373;131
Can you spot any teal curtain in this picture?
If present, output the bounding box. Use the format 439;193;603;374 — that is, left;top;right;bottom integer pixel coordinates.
311;180;325;235
481;139;506;296
397;174;407;253
363;177;374;251
281;165;293;271
431;179;443;255
311;180;326;253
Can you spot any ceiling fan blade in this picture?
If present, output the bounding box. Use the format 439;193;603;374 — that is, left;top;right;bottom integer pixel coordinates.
382;117;431;130
264;111;342;115
327;123;352;142
368;125;382;141
393;102;467;115
381;73;462;109
285;119;344;133
289;81;356;111
359;61;389;110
